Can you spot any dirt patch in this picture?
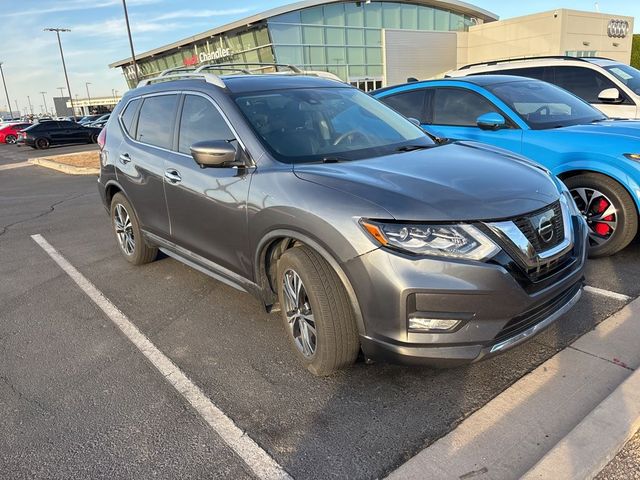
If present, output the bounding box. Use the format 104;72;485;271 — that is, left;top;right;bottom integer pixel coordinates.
44;151;99;168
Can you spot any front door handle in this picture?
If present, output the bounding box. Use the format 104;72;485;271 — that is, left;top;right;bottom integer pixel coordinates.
164;169;182;184
119;153;131;164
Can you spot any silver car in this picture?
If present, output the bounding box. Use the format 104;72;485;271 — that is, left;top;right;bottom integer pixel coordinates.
98;70;588;375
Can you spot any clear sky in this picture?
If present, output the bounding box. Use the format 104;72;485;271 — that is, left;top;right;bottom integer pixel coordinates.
0;0;638;116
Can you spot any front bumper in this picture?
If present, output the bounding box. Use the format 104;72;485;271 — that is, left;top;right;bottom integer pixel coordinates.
344;215;588;367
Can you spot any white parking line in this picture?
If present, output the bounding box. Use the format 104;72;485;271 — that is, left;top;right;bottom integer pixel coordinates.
31;234;291;480
584;285;632;302
0;161;32;171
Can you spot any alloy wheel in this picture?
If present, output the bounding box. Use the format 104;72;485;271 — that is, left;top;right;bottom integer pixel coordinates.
571;187;618;246
5;135;16;144
113;203;135;255
282;269;317;358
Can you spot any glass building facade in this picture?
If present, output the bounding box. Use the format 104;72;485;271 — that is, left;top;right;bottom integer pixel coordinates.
116;1;488;89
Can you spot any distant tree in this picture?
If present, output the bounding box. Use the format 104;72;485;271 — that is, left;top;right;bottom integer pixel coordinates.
632;34;640;69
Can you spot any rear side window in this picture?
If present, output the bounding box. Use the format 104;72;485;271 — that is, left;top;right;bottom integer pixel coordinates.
120;98;140;136
136;95;178;149
380;90;429;124
432;88;498;126
177;95;234;154
486;66;548;81
550;66;620;104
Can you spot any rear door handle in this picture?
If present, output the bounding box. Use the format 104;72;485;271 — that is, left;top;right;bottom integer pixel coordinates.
164;169;182;184
119;153;131;164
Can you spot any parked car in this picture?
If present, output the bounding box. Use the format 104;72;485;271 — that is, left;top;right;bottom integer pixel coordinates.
79;114;103;125
446;56;640;119
17;120;101;149
98;72;587;375
0;122;31;144
87;114;110;129
374;75;640;257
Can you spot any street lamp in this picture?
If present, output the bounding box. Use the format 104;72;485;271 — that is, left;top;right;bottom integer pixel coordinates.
122;0;140;84
85;82;92;112
57;86;66;97
39;91;48;115
27;95;33;115
0;62;14;119
44;28;75;118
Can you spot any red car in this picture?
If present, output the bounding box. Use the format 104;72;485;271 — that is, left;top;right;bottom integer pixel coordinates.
0;123;31;144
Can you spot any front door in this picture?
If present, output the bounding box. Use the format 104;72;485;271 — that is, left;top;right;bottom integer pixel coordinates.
427;87;523;153
163;93;253;278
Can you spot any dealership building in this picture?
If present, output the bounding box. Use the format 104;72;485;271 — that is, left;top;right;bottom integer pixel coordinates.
110;0;635;90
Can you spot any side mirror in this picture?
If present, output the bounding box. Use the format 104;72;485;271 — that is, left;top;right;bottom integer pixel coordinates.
407;117;421;127
598;88;623;103
477;112;506;131
190;140;240;168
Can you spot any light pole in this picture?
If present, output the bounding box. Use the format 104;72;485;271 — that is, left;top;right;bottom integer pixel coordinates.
122;0;139;84
85;82;92;112
14;100;19;117
57;86;66;97
44;28;75;118
39;91;48;114
27;95;33;115
0;62;14;119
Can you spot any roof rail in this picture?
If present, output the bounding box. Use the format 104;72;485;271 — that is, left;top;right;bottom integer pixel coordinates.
459;55;594;70
159;67;197;76
195;62;303;74
137;72;226;89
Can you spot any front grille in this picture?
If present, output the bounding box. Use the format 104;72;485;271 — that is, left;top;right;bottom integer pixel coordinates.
513;201;564;253
493;281;582;344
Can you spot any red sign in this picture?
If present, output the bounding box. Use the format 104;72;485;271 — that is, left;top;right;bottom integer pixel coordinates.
183;55;198;66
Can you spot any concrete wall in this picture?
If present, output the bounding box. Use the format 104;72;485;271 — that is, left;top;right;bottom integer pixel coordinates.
383;29;457;85
458;9;634;68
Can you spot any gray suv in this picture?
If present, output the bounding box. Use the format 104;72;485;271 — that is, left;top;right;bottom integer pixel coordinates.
98;70;588;375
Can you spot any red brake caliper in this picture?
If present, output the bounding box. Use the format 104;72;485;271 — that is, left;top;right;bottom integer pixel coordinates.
593;198;612;236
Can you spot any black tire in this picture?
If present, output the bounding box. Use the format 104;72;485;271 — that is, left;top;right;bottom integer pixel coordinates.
110;193;158;265
564;173;638;257
35;137;49;150
277;246;359;376
5;134;16;144
89;133;98;144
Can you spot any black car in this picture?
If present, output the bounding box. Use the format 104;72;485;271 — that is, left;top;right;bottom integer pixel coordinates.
17;120;101;149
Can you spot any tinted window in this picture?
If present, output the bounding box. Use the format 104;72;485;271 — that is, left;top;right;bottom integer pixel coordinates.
380;90;428;123
487;66;547;81
551;66;619;103
178;95;234;154
432;88;498;126
120;98;140;136
136;95;178;149
603;64;640;96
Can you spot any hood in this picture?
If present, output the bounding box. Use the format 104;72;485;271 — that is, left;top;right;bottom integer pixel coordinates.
294;142;560;222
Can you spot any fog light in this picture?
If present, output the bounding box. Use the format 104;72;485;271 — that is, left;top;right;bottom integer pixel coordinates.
409;317;461;332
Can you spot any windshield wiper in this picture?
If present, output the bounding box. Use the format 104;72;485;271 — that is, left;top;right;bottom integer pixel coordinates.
395;144;431;152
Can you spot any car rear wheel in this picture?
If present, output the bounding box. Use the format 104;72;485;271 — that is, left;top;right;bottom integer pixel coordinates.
5;134;16;144
277;246;359;376
89;133;98;144
35;138;49;150
564;173;638;257
110;193;158;265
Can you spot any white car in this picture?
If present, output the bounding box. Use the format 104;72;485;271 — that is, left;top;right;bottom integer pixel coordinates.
446;56;640;119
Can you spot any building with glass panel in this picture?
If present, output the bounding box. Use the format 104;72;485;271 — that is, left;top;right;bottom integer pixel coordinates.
110;0;497;89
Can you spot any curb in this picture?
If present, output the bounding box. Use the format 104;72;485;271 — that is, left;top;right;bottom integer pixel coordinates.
522;365;640;480
28;157;99;175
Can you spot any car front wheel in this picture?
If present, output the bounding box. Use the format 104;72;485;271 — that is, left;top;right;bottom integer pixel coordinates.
110;193;158;265
5;134;16;144
277;246;360;376
565;173;638;257
35;138;49;149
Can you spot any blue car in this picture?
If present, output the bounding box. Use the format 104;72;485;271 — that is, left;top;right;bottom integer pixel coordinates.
373;75;640;257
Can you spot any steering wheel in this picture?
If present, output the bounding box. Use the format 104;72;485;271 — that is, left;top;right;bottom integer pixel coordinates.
333;130;369;146
532;105;550;116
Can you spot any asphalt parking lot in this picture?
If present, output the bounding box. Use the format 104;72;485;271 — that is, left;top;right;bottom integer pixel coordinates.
1;141;639;479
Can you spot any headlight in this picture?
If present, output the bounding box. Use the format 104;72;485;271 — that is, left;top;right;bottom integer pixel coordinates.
559;183;581;216
360;220;500;261
624;153;640;161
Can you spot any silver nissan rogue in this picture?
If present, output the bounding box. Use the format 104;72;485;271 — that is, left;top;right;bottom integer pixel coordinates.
98;67;588;375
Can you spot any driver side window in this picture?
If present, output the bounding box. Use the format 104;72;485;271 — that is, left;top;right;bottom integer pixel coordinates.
433;88;499;127
178;95;235;155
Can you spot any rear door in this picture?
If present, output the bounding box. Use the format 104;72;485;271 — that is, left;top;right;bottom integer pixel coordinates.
115;94;176;237
162;92;253;277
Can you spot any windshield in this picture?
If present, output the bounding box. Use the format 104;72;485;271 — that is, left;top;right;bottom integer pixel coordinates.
487;80;606;130
234;87;433;163
604;64;640;95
